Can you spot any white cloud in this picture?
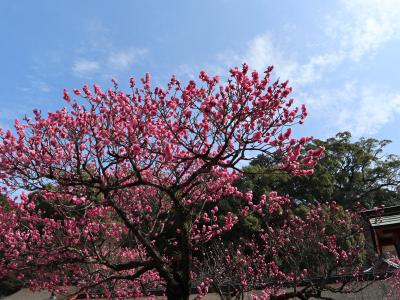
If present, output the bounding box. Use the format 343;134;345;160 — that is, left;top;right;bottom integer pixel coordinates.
18;77;51;94
72;49;148;78
72;59;100;77
354;92;400;135
175;64;198;80
311;0;400;135
333;0;400;61
219;0;400;87
33;80;51;93
302;83;400;136
215;0;400;136
218;34;344;87
241;35;302;83
71;19;148;78
217;35;294;80
107;48;148;71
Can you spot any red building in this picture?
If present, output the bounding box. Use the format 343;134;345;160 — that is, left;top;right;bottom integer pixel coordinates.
363;205;400;257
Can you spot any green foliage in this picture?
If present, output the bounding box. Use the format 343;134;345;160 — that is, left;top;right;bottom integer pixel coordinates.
0;194;10;211
239;132;400;209
242;213;261;233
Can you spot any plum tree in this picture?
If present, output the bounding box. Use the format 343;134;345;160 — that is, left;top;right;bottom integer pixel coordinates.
0;64;329;299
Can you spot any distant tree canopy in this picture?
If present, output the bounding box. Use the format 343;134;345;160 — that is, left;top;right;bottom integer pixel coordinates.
238;132;400;209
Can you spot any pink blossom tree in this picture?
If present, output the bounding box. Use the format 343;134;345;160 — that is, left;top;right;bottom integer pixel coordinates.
0;64;326;299
196;202;365;299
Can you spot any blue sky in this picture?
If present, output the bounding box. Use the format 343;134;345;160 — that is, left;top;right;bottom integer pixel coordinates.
1;0;400;153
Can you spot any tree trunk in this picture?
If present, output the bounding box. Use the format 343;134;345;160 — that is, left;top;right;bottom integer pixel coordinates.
166;279;190;300
165;237;192;299
162;204;192;299
165;207;192;300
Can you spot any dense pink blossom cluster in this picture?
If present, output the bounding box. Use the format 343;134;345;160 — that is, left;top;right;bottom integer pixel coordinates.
196;201;364;299
0;64;327;299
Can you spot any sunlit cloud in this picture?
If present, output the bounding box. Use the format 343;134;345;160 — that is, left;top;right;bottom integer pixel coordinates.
216;0;400;136
72;59;101;77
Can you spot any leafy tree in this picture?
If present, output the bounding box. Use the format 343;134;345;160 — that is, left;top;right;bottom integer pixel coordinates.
239;132;400;210
0;64;344;300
